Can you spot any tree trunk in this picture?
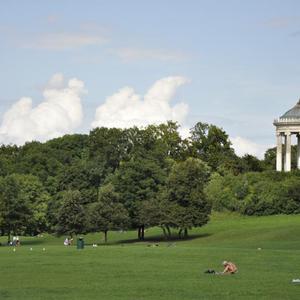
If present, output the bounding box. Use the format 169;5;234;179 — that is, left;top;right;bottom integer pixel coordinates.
178;228;182;238
162;226;168;239
141;225;145;240
166;226;171;238
137;226;145;240
184;228;188;238
104;230;108;243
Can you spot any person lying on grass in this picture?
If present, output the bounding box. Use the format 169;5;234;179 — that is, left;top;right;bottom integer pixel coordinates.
219;261;237;275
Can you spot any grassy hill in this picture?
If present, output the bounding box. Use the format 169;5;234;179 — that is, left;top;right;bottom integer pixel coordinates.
1;212;300;299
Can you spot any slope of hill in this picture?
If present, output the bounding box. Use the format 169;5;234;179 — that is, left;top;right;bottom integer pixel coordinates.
0;213;299;300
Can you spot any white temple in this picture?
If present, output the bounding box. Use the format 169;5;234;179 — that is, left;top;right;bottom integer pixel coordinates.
274;99;300;171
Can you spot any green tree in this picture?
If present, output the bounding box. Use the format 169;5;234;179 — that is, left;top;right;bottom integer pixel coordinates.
190;122;234;170
0;175;30;242
18;174;50;235
0;174;50;241
46;191;64;233
88;184;129;243
0;145;19;176
111;156;168;240
57;160;98;204
166;158;211;237
55;190;87;237
205;171;300;216
264;146;298;171
240;154;263;172
143;122;189;161
88;127;130;183
263;147;276;170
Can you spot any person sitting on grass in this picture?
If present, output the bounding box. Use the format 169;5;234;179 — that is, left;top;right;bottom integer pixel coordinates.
64;237;69;246
220;261;237;275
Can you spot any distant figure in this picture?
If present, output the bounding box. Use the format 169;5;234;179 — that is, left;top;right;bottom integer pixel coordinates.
16;236;20;246
64;237;69;246
12;236;17;246
221;261;237;275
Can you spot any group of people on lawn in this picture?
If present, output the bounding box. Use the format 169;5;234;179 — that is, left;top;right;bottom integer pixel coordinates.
7;234;238;276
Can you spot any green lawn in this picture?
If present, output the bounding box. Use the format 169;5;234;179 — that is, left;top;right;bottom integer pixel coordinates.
1;213;300;299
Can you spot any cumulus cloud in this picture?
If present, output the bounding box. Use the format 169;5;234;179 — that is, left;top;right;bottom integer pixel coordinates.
230;136;269;159
91;76;189;130
0;74;85;145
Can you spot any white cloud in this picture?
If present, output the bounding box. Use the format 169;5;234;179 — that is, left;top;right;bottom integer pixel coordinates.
115;47;188;62
25;33;107;50
0;74;85;145
91;76;189;130
230;136;270;159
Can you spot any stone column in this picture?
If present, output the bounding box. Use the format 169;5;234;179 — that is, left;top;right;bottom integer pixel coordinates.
276;133;282;171
284;132;291;172
283;134;287;170
297;134;300;170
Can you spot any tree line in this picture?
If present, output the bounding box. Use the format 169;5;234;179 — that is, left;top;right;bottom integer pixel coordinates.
0;121;290;242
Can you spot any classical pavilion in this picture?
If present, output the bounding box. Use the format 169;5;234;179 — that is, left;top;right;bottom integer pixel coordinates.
274;99;300;172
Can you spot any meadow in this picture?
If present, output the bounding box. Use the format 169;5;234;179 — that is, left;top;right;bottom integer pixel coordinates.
1;212;300;300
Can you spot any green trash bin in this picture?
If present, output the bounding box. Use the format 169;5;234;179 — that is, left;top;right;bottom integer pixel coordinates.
77;237;84;250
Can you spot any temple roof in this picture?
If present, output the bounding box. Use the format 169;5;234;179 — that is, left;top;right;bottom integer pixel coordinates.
280;99;300;119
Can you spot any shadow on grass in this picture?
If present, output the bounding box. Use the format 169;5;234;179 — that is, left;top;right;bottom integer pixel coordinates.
83;233;212;247
0;232;212;247
116;232;212;245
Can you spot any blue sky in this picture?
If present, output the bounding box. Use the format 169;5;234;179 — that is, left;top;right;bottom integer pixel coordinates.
1;0;300;157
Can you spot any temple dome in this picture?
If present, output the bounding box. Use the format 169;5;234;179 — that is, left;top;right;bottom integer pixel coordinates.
280;99;300;119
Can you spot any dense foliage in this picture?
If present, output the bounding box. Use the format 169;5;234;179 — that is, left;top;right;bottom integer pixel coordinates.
0;122;222;241
206;171;300;215
1;120;299;242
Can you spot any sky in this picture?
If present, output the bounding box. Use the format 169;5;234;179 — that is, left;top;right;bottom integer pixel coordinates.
1;0;300;158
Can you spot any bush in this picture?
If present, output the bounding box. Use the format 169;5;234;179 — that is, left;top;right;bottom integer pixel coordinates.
206;171;300;215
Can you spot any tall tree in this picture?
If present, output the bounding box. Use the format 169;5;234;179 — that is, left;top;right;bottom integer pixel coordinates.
110;156;168;240
0;174;50;241
55;190;87;237
190;122;234;170
166;158;211;237
88;184;129;243
88;127;130;183
0;175;30;242
142;122;189;161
